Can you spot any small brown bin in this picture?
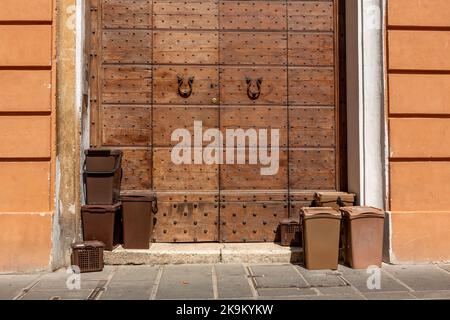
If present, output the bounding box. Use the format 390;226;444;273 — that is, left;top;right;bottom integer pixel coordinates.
84;149;123;205
121;194;155;249
314;192;356;210
82;203;122;251
301;207;342;270
340;206;385;269
71;241;105;273
280;218;301;247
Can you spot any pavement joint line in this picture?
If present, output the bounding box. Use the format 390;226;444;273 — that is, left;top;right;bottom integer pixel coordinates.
150;266;164;300
92;266;117;300
349;285;368;300
13;274;44;300
381;269;415;292
87;280;108;301
311;288;321;296
243;264;259;300
291;264;312;288
211;265;219;300
435;264;450;275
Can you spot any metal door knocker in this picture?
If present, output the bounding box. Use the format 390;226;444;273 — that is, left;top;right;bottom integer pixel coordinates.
177;75;194;99
246;77;263;101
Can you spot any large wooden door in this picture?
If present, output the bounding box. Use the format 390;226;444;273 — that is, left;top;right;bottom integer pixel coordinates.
89;0;340;243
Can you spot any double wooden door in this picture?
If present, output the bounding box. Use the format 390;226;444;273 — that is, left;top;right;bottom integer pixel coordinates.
88;0;340;243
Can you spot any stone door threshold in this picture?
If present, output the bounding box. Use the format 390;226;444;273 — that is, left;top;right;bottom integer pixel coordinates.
105;243;303;265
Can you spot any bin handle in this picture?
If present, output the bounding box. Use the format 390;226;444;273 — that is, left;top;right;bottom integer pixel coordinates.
152;193;158;214
83;152;123;175
337;196;345;207
83;207;109;213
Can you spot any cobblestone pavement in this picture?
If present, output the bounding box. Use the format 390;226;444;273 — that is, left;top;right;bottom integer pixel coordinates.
1;264;449;300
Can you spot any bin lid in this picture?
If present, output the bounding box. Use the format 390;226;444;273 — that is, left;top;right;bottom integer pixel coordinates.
82;202;122;212
340;206;385;219
120;194;153;202
315;192;355;203
71;241;105;249
301;207;341;220
85;149;123;157
280;218;300;225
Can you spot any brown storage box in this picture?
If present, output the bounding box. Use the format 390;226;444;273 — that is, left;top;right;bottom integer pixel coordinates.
340;207;385;269
84;149;123;205
301;207;342;270
82;203;122;251
280;218;301;247
71;241;105;273
314;192;356;210
121;194;155;249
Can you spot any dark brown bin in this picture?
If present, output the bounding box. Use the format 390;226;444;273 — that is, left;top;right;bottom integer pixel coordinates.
82;203;122;251
121;194;155;249
71;241;105;273
314;192;356;210
84;149;123;205
280;218;301;247
340;207;385;269
301;207;342;270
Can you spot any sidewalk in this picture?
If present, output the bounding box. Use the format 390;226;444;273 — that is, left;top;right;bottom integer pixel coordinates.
1;263;450;300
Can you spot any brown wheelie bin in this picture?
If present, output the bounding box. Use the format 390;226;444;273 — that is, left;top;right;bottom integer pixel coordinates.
300;207;342;270
82;203;122;251
84;149;123;205
120;194;156;249
340;207;385;269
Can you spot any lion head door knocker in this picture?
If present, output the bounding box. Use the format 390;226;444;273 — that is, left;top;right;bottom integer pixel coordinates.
246;77;263;101
177;75;194;99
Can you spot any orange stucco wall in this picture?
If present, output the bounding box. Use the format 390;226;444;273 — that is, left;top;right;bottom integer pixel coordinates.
0;0;55;272
388;0;450;263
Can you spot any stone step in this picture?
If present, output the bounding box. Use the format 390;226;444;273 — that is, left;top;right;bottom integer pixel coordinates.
104;243;303;265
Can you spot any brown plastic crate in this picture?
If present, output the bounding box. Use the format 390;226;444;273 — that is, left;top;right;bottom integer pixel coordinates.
280;219;301;247
71;241;105;273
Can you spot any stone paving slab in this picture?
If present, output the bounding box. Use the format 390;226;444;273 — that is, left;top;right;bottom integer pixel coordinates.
363;292;416;300
112;265;159;282
78;266;115;281
216;275;254;299
21;289;93;300
100;287;153;300
214;264;247;277
33;277;102;291
108;279;154;289
249;265;308;289
156;265;214;300
295;266;347;288
0;275;41;300
383;265;450;291
316;285;361;296
257;287;317;297
411;290;450;300
3;263;450;300
338;265;410;293
215;265;253;299
312;295;366;300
